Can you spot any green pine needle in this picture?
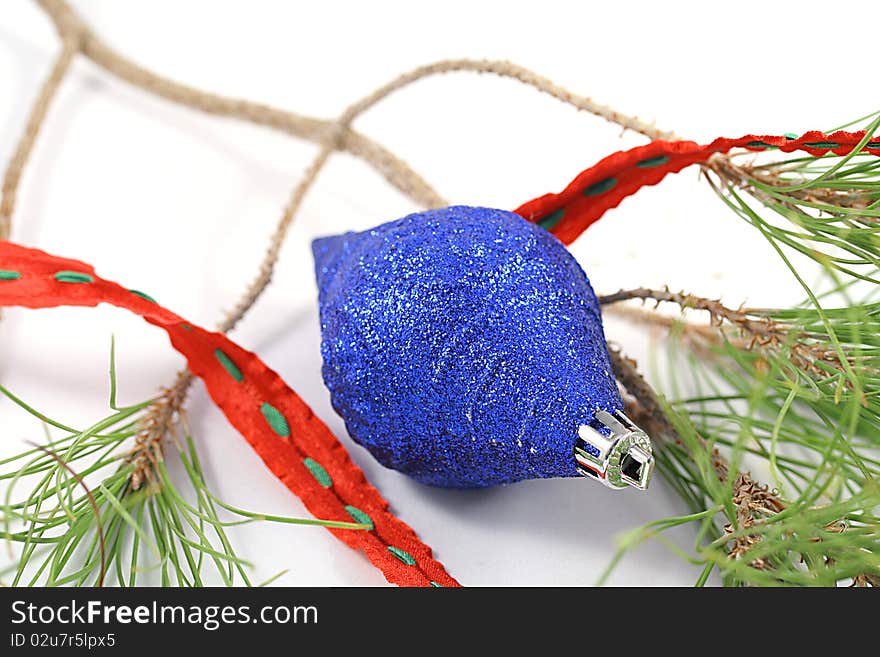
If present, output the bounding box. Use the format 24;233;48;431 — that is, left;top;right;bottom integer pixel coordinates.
605;111;880;587
0;343;369;587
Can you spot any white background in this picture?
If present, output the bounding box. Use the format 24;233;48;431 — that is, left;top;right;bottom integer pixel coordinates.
0;0;876;586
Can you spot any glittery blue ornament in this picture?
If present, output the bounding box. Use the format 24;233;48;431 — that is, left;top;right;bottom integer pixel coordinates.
312;206;653;490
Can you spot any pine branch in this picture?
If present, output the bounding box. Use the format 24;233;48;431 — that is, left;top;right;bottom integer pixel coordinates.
126;371;191;491
601;287;870;382
603;278;880;584
601;120;880;581
0;362;367;587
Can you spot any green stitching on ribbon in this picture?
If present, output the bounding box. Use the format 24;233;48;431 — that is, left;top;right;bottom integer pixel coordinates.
344;505;374;530
387;546;417;566
538;208;565;231
867;142;880;149
583;177;617;197
214;349;243;382
180;323;194;331
54;271;94;284
129;289;157;303
636;155;669;168
784;133;798;139
430;581;443;587
803;141;838;149
260;402;290;437
746;140;772;148
0;270;21;281
303;457;332;488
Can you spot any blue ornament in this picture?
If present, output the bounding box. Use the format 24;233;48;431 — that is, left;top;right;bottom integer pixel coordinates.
312;206;653;490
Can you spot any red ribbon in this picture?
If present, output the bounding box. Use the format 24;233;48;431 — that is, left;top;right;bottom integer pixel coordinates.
515;130;879;244
2;129;876;586
0;241;459;587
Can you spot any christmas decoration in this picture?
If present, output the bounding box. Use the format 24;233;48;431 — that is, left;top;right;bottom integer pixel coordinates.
313;205;651;489
1;0;879;589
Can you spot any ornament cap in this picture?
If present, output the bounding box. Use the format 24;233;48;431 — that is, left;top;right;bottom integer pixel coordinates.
574;410;654;491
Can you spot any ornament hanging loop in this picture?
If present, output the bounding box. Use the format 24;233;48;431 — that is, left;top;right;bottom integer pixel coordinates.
575;410;654;491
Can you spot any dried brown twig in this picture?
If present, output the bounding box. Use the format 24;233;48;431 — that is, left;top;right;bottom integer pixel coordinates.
600;286;863;380
600;287;774;332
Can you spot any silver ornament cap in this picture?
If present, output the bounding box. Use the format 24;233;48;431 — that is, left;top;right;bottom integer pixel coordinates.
574;410;654;490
